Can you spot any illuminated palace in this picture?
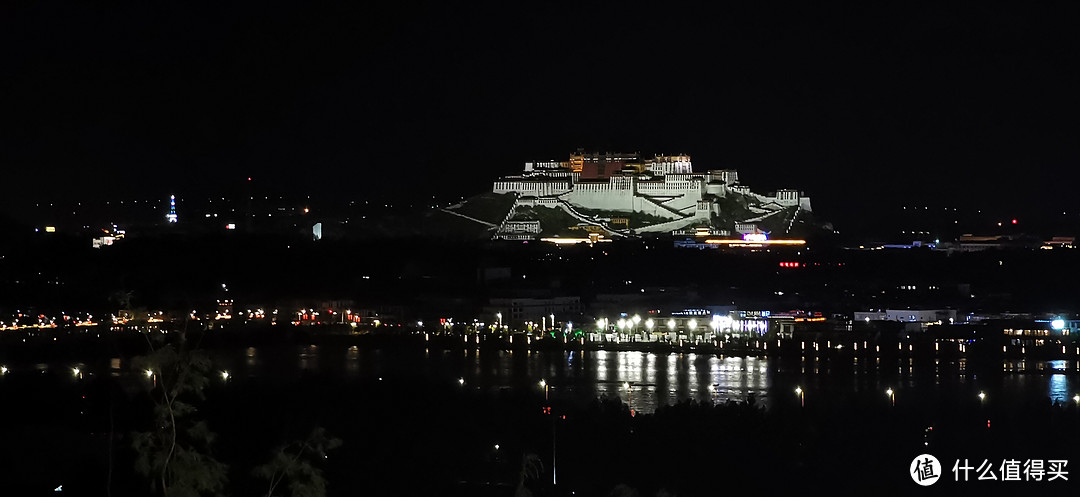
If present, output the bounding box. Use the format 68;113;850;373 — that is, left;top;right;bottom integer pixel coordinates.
491;150;813;239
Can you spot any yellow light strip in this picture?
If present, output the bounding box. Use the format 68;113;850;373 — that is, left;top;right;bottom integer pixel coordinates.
540;237;613;245
704;239;806;245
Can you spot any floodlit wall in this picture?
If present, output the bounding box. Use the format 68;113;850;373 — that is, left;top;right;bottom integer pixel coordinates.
493;179;572;196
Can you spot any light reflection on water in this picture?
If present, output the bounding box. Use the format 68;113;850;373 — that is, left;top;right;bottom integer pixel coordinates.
205;347;1080;413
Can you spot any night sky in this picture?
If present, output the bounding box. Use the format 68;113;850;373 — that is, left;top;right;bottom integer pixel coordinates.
3;2;1078;231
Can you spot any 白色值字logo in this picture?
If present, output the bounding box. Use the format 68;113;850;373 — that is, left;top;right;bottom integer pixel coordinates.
911;454;942;486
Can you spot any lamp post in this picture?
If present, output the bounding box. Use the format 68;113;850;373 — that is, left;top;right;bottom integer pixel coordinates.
623;381;633;411
539;379;548;401
886;387;895;407
795;386;804;407
645;318;654;342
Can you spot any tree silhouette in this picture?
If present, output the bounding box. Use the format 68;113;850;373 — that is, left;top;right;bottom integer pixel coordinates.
252;427;342;497
131;340;228;497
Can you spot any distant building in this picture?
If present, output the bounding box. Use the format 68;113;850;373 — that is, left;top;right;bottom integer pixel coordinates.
855;309;957;323
492;151;813;238
166;195;178;223
484;296;583;325
1044;236;1075;249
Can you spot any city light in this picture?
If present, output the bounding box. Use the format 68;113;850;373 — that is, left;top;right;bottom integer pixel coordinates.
221;371;230;381
1052;318;1066;330
705;238;806;246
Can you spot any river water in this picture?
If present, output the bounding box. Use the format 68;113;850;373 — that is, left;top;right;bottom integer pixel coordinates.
199;345;1080;413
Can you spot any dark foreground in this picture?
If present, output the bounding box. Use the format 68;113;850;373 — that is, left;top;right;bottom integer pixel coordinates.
1;331;1078;496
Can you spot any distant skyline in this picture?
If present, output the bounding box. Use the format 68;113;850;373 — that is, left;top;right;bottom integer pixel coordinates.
3;2;1078;233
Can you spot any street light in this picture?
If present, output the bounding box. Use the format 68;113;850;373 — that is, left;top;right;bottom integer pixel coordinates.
623;381;633;410
221;370;230;381
496;312;502;328
886;388;895;406
1073;394;1080;405
978;391;986;402
539;379;548;401
795;386;804;407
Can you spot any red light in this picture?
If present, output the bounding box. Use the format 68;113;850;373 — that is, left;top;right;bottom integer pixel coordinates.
247;177;252;181
1011;219;1017;224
